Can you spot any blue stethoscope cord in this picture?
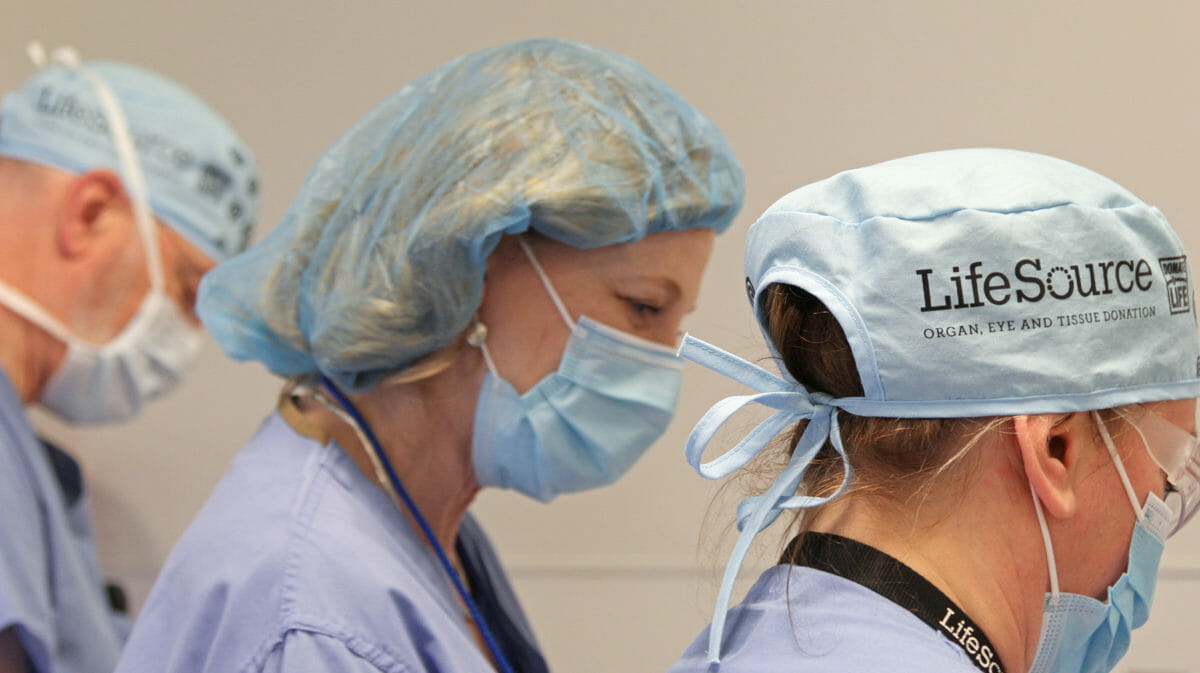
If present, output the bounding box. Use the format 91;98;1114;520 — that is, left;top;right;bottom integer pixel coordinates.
319;376;517;673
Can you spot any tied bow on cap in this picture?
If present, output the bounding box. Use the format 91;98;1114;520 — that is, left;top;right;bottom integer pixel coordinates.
677;335;855;663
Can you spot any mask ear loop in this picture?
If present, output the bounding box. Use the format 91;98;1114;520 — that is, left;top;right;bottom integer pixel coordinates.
1032;412;1145;608
1029;481;1061;605
516;237;574;330
1092;411;1146;520
470;238;571;378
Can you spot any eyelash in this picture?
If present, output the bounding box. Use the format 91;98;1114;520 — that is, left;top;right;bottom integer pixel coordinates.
623;297;662;316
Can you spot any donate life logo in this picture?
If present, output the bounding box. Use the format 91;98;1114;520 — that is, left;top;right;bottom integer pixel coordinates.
1160;256;1191;314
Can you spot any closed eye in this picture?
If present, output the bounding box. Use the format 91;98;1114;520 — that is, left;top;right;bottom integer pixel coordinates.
623;297;662;316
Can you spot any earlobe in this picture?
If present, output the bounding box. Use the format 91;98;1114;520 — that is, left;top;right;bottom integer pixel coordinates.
1014;413;1078;520
55;170;125;259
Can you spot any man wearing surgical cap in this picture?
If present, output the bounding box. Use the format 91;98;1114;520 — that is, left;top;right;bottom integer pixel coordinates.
0;49;258;673
115;39;743;673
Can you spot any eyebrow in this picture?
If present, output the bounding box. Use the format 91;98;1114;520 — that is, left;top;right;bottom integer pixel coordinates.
623;274;685;306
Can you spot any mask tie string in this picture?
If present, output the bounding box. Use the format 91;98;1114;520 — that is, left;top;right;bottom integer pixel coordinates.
25;42;163;292
0;44;164;349
26;42;165;294
64;51;165;294
677;335;854;663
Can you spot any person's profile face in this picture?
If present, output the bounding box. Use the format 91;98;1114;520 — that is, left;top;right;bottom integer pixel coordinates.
477;228;715;394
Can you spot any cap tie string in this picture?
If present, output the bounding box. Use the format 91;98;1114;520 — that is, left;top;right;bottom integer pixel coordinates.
677;334;854;663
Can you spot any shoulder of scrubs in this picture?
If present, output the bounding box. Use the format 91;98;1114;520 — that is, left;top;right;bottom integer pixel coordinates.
0;370;122;673
668;565;979;673
116;412;501;673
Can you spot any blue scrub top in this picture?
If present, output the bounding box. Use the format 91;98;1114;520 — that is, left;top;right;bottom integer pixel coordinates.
116;410;548;673
668;564;979;672
0;370;124;673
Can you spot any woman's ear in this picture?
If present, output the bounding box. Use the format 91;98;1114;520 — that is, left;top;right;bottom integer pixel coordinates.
1014;413;1086;520
55;170;125;259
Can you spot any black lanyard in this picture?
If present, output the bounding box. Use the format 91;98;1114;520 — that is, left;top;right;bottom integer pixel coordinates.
784;533;1006;673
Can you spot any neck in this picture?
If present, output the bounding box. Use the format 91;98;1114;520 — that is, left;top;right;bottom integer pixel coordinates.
0;171;72;403
306;357;485;552
809;482;1048;673
0;303;66;403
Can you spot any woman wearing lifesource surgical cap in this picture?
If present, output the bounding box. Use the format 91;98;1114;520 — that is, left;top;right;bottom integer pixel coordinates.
669;149;1199;673
114;39;742;673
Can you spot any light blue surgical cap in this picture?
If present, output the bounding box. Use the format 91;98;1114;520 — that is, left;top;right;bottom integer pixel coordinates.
746;148;1200;416
678;148;1200;664
0;60;259;262
198;38;744;392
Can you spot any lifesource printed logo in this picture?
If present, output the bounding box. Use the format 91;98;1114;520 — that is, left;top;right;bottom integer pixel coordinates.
913;254;1192;341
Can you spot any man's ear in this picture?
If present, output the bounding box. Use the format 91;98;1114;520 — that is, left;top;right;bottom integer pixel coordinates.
1014;413;1087;520
55;170;125;259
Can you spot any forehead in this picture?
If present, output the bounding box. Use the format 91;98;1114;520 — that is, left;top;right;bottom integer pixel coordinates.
541;228;714;278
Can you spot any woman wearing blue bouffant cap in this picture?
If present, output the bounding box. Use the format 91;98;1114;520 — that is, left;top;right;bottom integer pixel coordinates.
671;149;1199;673
113;39;743;673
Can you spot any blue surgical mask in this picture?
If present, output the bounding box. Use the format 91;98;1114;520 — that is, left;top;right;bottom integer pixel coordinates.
470;239;683;502
1027;412;1173;673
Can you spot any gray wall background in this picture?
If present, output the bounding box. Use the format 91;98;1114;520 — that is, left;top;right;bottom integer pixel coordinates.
4;2;1200;672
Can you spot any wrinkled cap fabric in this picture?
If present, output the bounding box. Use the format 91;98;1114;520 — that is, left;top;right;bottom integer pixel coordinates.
198;38;744;392
0;61;259;262
745;148;1200;417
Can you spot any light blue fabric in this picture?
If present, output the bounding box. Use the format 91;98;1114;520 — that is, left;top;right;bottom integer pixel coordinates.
1028;485;1172;673
744;148;1200;416
675;335;854;660
0;60;258;262
668;565;977;673
473;316;683;502
114;412;542;673
0;370;124;673
197;38;744;393
680;148;1200;662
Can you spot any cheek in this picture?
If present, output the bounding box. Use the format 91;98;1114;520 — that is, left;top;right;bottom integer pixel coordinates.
477;287;572;394
487;321;567;393
73;247;151;341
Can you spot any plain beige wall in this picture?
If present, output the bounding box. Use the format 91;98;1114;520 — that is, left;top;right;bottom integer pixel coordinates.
5;2;1200;672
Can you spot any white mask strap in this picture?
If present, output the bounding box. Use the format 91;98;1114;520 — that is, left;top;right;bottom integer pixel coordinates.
0;281;75;344
1029;481;1061;602
470;239;572;381
516;237;574;330
1092;410;1145;520
42;44;165;293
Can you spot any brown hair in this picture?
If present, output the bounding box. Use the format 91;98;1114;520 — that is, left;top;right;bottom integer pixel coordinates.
761;284;999;515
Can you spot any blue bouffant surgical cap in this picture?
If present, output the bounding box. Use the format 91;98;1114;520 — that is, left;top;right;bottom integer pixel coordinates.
0;59;259;262
198;38;744;392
